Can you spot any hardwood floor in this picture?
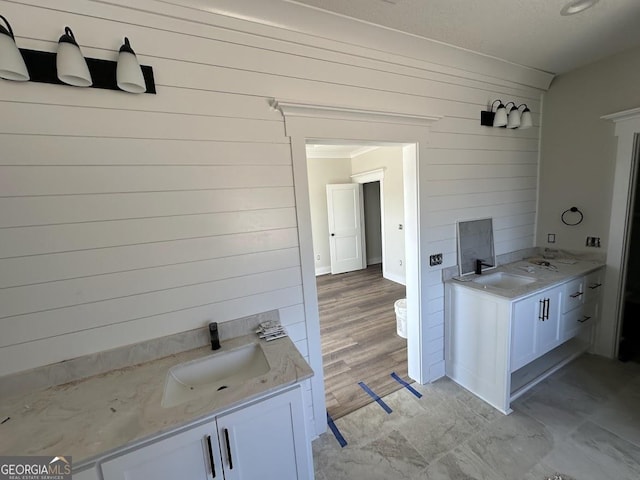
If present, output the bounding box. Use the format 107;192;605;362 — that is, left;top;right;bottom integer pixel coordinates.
317;264;408;419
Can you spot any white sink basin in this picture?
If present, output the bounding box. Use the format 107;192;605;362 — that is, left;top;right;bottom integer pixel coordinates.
161;343;270;408
472;272;536;290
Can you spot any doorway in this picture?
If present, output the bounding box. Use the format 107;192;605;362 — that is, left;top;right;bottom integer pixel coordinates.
273;98;440;437
618;134;640;362
306;144;409;419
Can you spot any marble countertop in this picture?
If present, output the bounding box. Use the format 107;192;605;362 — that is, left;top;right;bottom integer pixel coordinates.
0;334;313;468
448;257;605;300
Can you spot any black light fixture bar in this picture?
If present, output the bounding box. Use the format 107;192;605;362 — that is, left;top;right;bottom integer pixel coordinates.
19;48;156;93
480;110;496;127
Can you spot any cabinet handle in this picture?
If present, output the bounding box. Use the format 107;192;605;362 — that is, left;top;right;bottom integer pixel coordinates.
569;291;584;298
578;315;591;323
539;299;545;321
544;298;550;320
589;283;602;289
206;435;216;478
224;428;233;470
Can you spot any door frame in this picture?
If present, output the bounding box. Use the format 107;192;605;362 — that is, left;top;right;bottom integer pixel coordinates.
272;99;440;436
600;107;640;358
350;168;395;282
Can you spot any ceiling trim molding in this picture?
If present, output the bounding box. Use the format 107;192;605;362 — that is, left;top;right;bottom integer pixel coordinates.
602;107;640;123
271;99;442;127
93;0;553;91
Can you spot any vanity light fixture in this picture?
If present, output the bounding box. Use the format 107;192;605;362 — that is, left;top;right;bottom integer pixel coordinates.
116;37;146;93
480;99;507;127
0;14;156;94
56;27;92;87
481;100;532;130
0;15;29;81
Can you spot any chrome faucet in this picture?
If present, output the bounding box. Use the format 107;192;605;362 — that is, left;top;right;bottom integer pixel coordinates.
475;259;493;275
209;322;221;350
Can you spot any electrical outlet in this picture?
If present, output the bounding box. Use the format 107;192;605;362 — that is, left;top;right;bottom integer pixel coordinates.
586;236;601;248
547;233;556;244
429;253;443;266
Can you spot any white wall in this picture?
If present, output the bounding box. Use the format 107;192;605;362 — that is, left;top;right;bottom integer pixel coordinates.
537;46;640;253
306;157;353;275
352;147;406;284
0;0;548;435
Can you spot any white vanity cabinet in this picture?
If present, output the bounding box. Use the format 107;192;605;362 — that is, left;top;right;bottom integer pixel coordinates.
100;386;312;480
72;467;100;480
446;266;604;414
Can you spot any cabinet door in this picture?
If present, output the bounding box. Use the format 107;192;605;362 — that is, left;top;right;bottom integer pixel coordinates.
511;286;562;371
101;422;221;480
217;387;312;480
536;287;562;355
511;296;539;371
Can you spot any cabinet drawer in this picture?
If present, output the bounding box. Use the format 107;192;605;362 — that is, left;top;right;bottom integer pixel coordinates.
560;302;595;342
584;269;604;304
562;278;584;313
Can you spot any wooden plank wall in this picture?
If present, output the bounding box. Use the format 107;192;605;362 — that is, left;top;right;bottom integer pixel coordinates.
0;0;544;431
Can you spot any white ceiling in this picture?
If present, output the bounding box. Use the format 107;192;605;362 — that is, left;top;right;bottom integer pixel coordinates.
291;0;640;74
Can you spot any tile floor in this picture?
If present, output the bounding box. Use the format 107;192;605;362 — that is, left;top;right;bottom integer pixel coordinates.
313;354;640;479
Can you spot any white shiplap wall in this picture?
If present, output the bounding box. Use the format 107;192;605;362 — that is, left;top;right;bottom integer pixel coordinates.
0;0;548;435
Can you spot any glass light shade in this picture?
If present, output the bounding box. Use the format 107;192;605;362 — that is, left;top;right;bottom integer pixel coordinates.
0;16;29;81
493;104;507;127
116;38;145;93
506;106;521;129
520;108;533;129
56;27;92;87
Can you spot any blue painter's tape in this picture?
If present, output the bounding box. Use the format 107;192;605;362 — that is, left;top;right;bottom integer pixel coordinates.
390;371;423;398
358;381;392;414
327;411;347;447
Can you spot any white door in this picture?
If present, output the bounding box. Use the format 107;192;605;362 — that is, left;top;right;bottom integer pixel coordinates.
326;183;366;274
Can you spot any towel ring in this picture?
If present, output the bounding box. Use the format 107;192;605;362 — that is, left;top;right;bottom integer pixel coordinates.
561;206;583;226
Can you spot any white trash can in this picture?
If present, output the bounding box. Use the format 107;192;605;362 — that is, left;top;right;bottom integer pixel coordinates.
394;298;407;338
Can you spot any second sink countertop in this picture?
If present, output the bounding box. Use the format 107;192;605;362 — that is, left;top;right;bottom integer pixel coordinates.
449;258;604;300
0;334;313;469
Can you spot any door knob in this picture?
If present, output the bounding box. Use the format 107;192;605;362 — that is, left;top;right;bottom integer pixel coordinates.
331;233;335;236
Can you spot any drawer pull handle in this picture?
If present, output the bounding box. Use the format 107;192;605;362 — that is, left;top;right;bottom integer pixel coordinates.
578;315;591;323
544;298;550;320
569;291;583;298
539;299;545;321
224;428;233;470
589;283;602;289
206;435;216;478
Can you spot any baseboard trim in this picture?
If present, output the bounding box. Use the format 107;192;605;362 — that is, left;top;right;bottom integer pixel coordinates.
315;266;331;276
384;271;406;286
